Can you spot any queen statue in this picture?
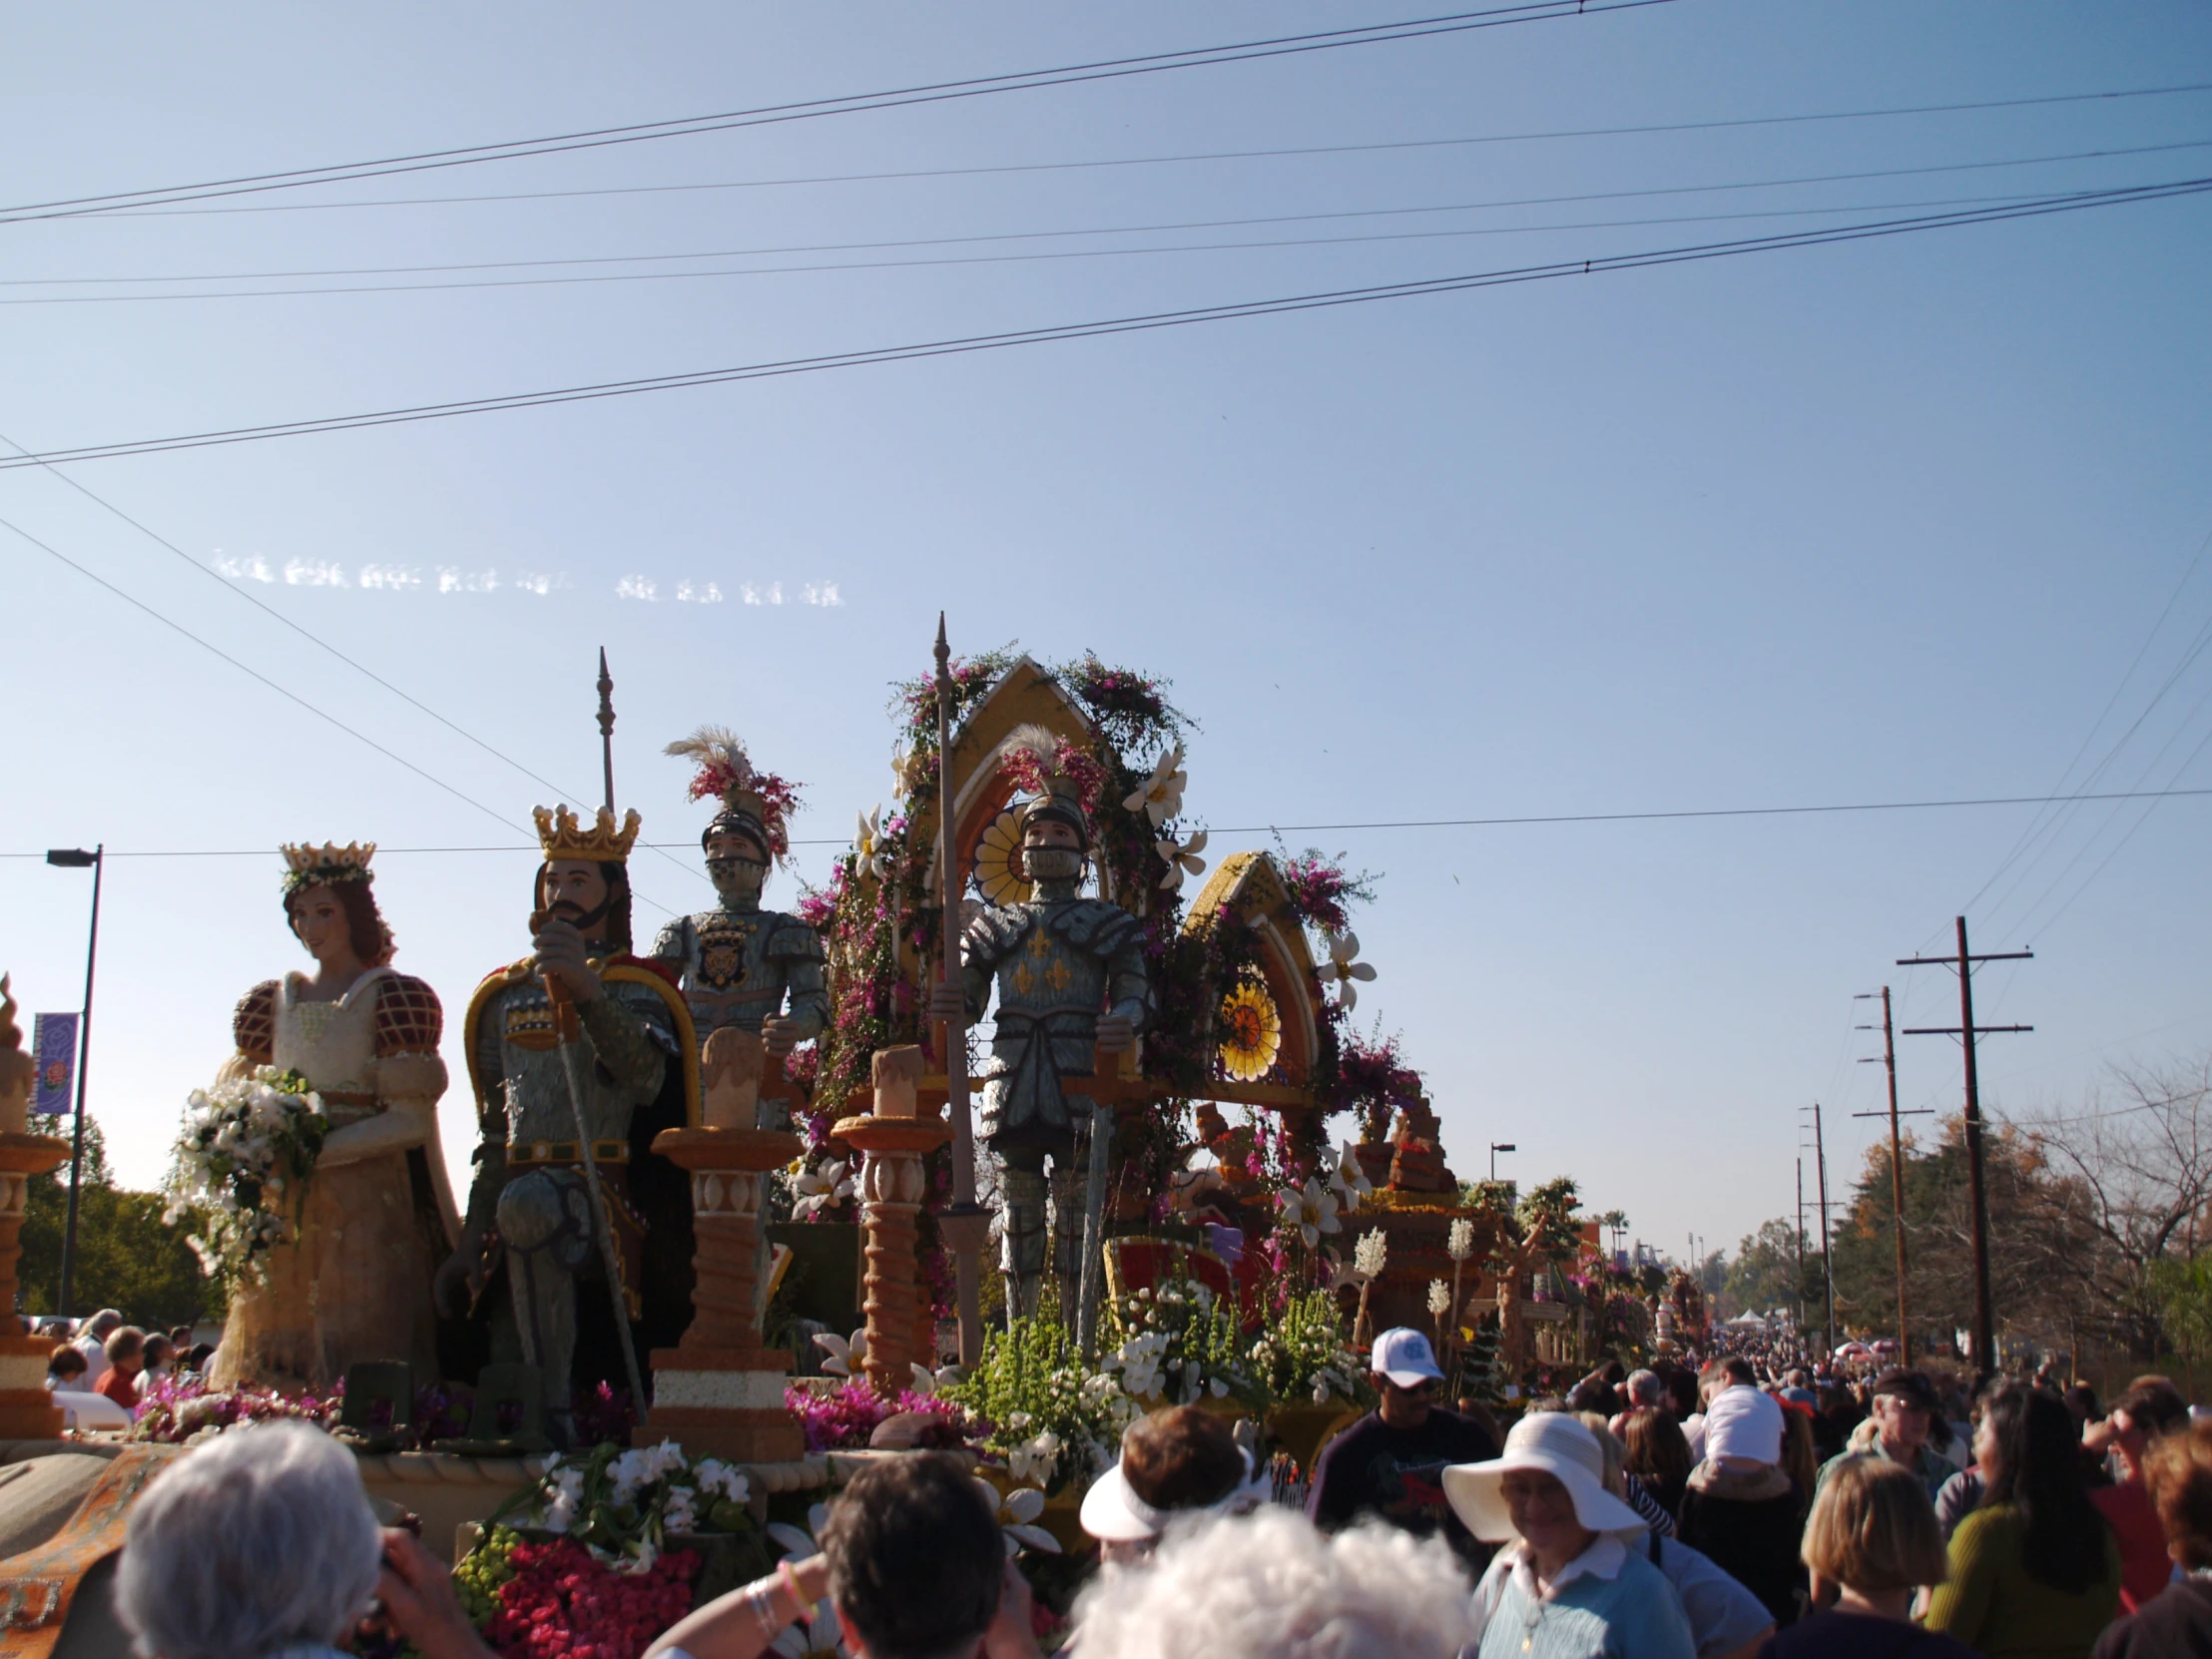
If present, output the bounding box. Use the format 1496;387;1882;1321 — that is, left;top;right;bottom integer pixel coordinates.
208;842;459;1390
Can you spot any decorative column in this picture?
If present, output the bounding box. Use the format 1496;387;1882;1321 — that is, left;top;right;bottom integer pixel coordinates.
0;978;70;1437
833;1047;950;1397
644;1027;806;1460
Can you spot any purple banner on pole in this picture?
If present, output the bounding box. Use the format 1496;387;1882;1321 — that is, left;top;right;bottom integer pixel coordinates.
31;1012;79;1118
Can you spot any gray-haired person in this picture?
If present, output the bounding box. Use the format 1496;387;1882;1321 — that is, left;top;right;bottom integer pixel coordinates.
117;1421;491;1659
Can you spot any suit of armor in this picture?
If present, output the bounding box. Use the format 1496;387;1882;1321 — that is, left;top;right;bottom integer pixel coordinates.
461;959;682;1417
651;906;826;1124
957;884;1149;1318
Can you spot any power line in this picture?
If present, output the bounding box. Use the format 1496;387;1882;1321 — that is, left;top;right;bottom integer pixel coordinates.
22;137;2204;292
1959;524;2212;921
0;433;711;896
0;192;2084;306
2;513;692;915
75;80;2212;220
0;512;531;839
0;0;1667;224
8;176;2208;470
7;783;2211;860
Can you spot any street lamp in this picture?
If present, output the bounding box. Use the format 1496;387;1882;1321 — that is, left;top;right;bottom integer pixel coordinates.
45;846;101;1318
1489;1142;1515;1183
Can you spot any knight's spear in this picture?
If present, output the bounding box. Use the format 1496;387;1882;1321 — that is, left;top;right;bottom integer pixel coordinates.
935;616;986;1367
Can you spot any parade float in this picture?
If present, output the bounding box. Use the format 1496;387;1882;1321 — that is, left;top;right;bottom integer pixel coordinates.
0;635;1620;1658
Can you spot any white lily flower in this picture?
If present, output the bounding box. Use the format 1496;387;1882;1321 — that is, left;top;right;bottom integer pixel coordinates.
1155;828;1209;891
1277;1178;1342;1250
1315;929;1378;1011
908;1361;963;1396
1123;743;1188;826
792;1159;855;1221
1427;1279;1452;1319
1327;1142;1373;1212
973;1479;1063;1557
853;807;894;880
814;1328;867;1379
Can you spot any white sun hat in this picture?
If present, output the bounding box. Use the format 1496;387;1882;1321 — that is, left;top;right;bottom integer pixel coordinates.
1441;1412;1650;1542
1079;1444;1270;1542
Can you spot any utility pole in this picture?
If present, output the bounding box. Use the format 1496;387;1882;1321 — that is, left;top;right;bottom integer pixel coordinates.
1900;917;2031;1381
45;845;102;1317
1801;1105;1835;1352
1795;1157;1808;1336
1856;987;1934;1366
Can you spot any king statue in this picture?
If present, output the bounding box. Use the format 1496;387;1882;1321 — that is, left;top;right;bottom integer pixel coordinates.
653;728;826;1128
927;726;1150;1322
435;805;700;1441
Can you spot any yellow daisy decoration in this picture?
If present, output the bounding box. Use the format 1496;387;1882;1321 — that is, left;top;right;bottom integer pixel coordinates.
1218;978;1283;1082
972;809;1033;905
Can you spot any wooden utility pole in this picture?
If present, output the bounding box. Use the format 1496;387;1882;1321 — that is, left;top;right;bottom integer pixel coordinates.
1807;1104;1836;1351
1856;987;1933;1366
1900;917;2031;1381
1795;1157;1808;1338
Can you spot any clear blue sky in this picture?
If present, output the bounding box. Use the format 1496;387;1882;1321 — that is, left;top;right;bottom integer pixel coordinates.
5;1;2210;1278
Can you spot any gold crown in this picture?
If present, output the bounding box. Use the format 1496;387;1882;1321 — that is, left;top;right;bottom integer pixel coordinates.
279;841;375;889
534;805;643;862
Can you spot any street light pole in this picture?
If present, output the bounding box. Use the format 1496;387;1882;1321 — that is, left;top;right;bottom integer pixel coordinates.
45;845;102;1318
1489;1142;1515;1183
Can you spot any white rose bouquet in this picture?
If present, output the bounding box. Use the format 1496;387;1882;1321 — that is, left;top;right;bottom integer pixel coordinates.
164;1066;328;1285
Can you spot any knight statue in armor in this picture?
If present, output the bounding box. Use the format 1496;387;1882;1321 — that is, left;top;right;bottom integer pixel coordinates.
435;806;700;1442
653;728;826;1127
929;726;1150;1323
213;842;458;1391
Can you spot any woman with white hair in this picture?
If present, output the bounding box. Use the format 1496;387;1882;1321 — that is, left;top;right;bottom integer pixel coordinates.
1444;1413;1697;1659
117;1421;491;1659
1072;1508;1475;1659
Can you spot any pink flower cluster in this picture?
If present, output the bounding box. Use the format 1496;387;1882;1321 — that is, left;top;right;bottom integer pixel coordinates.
784;1380;978;1452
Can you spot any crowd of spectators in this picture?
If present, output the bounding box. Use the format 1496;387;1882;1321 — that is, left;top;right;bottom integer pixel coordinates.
71;1318;2212;1659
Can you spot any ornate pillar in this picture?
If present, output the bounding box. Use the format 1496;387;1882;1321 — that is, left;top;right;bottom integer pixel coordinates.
833;1047;949;1397
0;978;69;1437
644;1027;805;1460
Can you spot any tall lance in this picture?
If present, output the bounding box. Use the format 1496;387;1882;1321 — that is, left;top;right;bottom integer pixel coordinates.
935;615;986;1366
532;647;650;1425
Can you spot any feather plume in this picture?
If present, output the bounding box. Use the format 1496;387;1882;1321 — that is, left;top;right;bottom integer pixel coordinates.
663;725;756;792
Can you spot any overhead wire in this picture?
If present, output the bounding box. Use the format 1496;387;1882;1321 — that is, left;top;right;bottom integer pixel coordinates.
0;513;689;915
7;783;2211;860
67;80;2212;219
8;174;2209;471
0;432;712;894
1958;525;2212;921
16;137;2207;295
0;0;1670;224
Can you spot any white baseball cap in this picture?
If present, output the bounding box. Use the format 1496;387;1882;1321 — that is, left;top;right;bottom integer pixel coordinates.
1370;1328;1446;1388
1442;1413;1650;1542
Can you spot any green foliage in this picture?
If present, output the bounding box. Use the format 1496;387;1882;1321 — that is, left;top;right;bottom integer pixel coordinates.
1455;1314;1507;1407
2149;1256;2212;1360
18;1112;221;1327
1723;1218;1818;1320
944;1315;1132;1493
1246;1290;1373;1408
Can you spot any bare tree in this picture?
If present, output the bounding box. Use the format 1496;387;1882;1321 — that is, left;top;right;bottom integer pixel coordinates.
2017;1052;2212;1359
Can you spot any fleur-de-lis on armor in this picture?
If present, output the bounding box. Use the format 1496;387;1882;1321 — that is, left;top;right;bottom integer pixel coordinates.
1316;929;1378;1011
1156;828;1209;891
